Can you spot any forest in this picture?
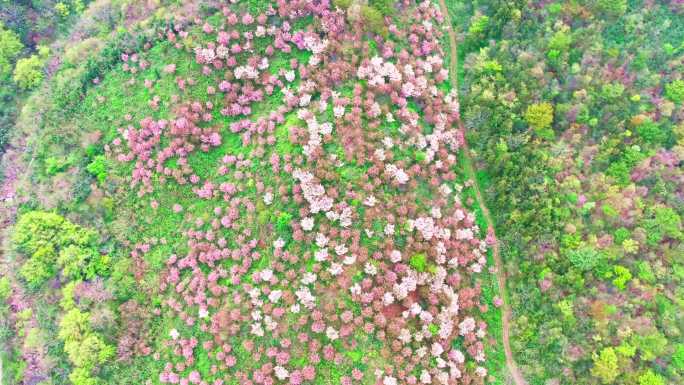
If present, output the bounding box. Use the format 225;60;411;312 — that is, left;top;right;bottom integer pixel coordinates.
0;1;681;385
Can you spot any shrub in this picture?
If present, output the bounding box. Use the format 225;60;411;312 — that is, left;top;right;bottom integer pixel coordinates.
360;6;387;37
644;206;682;245
548;30;572;51
65;333;114;369
615;342;636;357
58;308;91;342
12;211;65;255
567;247;604;272
0;23;23;78
58;245;98;280
612;265;632;290
468;15;490;40
601;82;625;99
13;54;45;89
665;79;684;104
0;276;11;301
638;370;665;385
409;253;427;272
613;227;630;244
632;331;668;361
369;0;395;16
45;156;72;175
55;2;70;17
636;261;656;284
69;367;98;385
636;118;667;146
596;0;627;17
524;103;554;138
13;211;104;287
591;347;619;383
108;259;135;300
86;155;107;184
19;246;56;288
276;212;293;233
672;344;684;371
606;146;647;186
332;0;352;9
481;60;503;74
59;306;114;383
52;67;87;109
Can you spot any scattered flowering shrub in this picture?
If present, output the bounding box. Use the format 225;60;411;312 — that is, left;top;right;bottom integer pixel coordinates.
103;0;493;383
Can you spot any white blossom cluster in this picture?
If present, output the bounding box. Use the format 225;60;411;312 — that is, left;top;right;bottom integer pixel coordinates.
357;56;402;86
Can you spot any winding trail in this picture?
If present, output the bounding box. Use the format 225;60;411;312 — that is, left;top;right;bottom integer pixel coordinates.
435;1;527;385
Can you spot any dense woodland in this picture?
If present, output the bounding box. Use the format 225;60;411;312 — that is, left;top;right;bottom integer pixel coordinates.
0;1;682;385
455;0;684;384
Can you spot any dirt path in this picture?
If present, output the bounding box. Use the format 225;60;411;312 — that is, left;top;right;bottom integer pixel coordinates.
436;1;527;385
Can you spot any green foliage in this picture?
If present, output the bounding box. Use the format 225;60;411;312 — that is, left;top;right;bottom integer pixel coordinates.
409;253;427;272
613;227;630;244
0;23;23;78
606;146;647;186
596;0;627;17
69;367;98;385
332;0;351;10
58;308;90;342
638;370;665;385
360;6;387;37
59;221;98;246
644;206;682;245
613;227;632;244
561;232;582;249
61;280;79;311
66;334;114;369
59;307;114;379
524;103;554;138
615;342;636;358
636;119;667;146
591;347;619;383
601;82;625;99
45;155;72;175
0;276;11;301
12;211;65;255
665;80;684;104
466;14;490;47
480;60;503;74
58;245;108;280
673;344;684;371
601;204;618;218
13;53;45;89
636;261;656;284
612;265;632;290
55;2;70;17
369;0;394;16
86;155;107;184
275;212;292;234
567;247;604;272
13;211;104;287
108;259;135;300
556;299;574;319
19;246;56;288
631;331;668;361
457;0;684;382
548;30;572;51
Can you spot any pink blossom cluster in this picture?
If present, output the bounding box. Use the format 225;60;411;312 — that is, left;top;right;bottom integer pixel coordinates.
108;1;493;384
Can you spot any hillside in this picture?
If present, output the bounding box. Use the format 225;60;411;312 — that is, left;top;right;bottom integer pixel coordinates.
1;1;504;384
0;1;683;385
